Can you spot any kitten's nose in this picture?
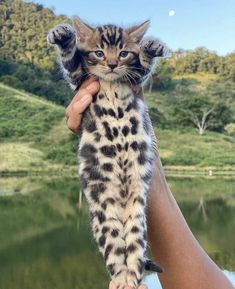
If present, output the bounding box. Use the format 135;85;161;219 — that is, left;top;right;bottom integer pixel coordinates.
108;63;118;70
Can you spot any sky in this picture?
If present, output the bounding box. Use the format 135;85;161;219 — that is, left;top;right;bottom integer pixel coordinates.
29;0;235;55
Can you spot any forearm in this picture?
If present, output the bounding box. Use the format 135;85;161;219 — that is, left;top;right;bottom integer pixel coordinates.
147;154;233;289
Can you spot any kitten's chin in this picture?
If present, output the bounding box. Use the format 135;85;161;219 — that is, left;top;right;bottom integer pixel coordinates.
102;73;121;82
93;72;122;82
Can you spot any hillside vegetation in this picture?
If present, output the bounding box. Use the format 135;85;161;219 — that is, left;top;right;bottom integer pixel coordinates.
0;0;72;105
1;83;235;174
0;83;78;173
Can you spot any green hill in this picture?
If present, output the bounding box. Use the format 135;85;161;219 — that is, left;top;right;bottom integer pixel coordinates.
1;83;235;174
0;83;77;173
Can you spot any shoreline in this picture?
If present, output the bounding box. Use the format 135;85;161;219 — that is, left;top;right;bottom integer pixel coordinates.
1;166;235;178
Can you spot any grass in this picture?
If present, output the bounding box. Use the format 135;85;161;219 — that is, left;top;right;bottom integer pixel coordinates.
0;142;45;171
0;83;78;172
156;129;235;168
173;72;218;84
0;83;64;140
0;81;235;173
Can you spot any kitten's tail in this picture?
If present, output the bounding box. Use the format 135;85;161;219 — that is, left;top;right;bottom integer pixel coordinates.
145;259;164;273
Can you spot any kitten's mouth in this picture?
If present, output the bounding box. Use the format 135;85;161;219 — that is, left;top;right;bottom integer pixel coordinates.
105;68;118;75
105;71;118;75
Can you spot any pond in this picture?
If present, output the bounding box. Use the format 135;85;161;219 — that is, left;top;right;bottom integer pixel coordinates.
0;175;234;289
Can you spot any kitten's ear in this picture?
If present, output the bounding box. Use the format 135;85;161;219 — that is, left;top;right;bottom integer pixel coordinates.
126;20;150;43
72;16;94;42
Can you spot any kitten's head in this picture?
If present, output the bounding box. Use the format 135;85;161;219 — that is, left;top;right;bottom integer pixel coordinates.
72;17;149;82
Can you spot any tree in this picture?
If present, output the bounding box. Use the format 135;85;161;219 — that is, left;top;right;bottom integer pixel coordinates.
151;59;173;91
0;58;72;105
168;48;225;76
174;95;232;135
190;105;214;135
149;107;167;129
219;52;235;82
0;0;68;70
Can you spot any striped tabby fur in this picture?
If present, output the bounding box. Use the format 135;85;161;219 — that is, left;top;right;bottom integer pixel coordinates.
47;17;166;289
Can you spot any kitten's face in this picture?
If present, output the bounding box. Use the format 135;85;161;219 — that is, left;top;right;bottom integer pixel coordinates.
83;29;138;82
72;18;149;82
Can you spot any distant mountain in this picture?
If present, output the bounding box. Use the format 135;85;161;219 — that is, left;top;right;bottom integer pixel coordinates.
0;0;69;70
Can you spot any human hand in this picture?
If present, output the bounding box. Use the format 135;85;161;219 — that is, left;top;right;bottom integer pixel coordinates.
65;78;143;134
65;78;100;134
109;281;147;289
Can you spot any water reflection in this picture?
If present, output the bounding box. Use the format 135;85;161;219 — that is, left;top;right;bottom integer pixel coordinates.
0;176;234;288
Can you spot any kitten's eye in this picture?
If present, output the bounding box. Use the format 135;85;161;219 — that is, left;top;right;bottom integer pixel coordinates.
95;50;104;58
119;51;129;58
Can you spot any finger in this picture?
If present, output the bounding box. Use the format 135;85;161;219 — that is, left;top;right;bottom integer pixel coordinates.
80;77;98;89
73;93;92;113
66;81;98;117
85;80;100;94
66;91;91;117
138;285;148;289
66;94;92;133
67;115;82;134
109;281;117;289
70;81;100;105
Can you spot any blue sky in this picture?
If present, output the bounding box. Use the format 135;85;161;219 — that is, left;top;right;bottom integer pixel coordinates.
29;0;235;55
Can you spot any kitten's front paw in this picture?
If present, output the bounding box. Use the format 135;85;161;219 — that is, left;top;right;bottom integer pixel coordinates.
47;23;75;46
142;39;167;58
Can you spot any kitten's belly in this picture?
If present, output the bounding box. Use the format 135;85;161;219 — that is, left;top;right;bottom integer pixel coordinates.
78;83;153;203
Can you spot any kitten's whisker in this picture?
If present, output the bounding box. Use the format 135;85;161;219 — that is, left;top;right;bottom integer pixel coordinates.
125;72;137;86
128;66;145;70
128;69;141;77
122;73;132;87
126;72;138;85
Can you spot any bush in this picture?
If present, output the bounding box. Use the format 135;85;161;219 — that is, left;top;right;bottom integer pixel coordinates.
225;123;235;136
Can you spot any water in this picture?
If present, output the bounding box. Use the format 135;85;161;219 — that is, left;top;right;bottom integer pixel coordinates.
0;176;234;289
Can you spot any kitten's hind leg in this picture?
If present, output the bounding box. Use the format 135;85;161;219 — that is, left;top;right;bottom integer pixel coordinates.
89;200;128;288
124;192;148;287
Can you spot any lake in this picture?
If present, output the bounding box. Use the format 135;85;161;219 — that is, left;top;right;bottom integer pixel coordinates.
0;175;234;288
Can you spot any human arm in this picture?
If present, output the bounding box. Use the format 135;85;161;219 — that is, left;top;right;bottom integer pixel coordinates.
147;151;233;289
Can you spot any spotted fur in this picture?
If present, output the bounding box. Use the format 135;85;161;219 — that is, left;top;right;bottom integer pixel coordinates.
48;17;166;288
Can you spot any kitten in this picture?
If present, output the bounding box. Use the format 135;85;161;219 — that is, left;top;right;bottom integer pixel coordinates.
47;17;166;289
